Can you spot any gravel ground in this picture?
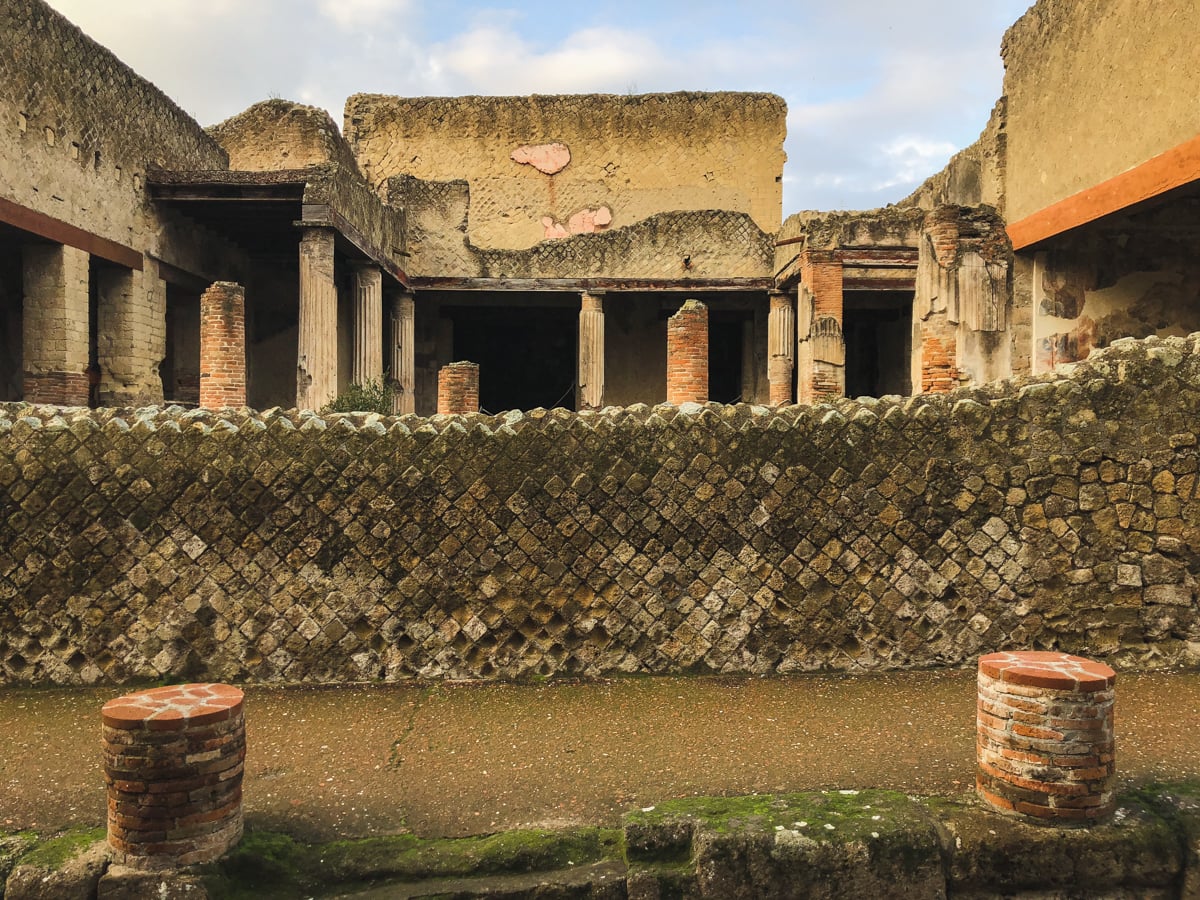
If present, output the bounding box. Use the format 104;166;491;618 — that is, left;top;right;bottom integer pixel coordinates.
2;669;1198;840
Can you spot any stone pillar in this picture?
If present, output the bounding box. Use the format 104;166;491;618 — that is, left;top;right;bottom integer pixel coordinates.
437;361;479;415
767;290;794;405
578;291;605;410
95;259;166;406
297;228;338;410
21;243;90;405
102;683;245;868
796;253;846;403
667;299;708;405
389;291;415;414
351;264;383;387
976;651;1116;825
199;282;246;409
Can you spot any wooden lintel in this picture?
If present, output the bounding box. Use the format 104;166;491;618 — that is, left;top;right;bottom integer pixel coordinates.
298;205;410;289
148;255;212;292
842;276;916;292
1008;133;1200;250
408;276;773;293
0;196;143;270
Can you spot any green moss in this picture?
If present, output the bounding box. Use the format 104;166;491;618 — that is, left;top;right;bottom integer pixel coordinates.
625;790;940;875
16;826;105;871
202;826;623;899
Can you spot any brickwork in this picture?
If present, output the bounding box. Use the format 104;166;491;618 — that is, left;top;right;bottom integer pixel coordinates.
976;651;1116;824
437;361;479;415
21;243;90;406
667;300;708;404
800;252;845;324
102;683;245;867
0;332;1197;686
199;282;246;409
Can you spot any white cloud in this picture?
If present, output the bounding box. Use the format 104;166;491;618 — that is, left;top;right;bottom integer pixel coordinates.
317;0;412;31
434;24;670;95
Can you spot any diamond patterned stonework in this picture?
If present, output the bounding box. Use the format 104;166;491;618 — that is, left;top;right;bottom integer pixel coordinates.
0;334;1198;686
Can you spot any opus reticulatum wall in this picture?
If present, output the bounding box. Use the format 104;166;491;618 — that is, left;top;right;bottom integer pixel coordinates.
0;333;1197;685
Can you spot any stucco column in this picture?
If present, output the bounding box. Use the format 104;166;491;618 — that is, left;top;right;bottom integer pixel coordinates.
577;291;605;411
389;291;415;414
297;228;338;410
21;243;90;405
767;290;795;405
351;264;383;387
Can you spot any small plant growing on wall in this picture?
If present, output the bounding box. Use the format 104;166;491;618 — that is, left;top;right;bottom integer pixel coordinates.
321;379;394;415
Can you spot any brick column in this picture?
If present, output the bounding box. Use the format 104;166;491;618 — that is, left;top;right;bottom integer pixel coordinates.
199;282;246;409
437;361;479;415
102;684;245;868
351;264;383;387
767;290;794;405
21;243;90;405
578;291;605;410
667;299;708;404
976;651;1116;825
389;291;415;414
800;251;844;324
297;228;338;410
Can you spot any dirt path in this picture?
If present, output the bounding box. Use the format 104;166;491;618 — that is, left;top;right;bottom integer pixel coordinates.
2;670;1198;840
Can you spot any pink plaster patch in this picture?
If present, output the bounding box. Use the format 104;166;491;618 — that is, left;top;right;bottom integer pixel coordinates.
543;206;613;240
511;142;571;175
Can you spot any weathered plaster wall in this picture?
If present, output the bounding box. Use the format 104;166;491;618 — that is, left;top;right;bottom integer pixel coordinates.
1031;198;1200;373
347;93;786;251
1001;0;1200;223
208;100;362;175
0;0;228;255
0;332;1198;686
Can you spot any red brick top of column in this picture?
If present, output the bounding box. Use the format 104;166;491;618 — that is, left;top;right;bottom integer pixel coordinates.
102;683;244;731
979;651;1115;692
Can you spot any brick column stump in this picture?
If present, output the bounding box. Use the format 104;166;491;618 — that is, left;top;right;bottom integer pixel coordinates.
102;684;245;868
199;282;246;409
976;651;1116;825
437;361;480;415
667;299;708;404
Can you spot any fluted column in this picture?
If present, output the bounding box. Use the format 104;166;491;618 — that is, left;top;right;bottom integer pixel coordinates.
389;291;415;414
767;290;795;405
297;228;337;410
577;291;605;410
351;264;383;387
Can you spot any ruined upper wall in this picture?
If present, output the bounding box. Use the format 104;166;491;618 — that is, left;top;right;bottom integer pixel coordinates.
900;100;1008;216
0;0;228;249
346;92;786;251
1002;0;1200;223
209;100;362;175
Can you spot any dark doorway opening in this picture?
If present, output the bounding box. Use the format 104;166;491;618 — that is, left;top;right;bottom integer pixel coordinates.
843;291;913;398
0;238;22;400
163;284;200;405
448;305;577;413
709;311;748;403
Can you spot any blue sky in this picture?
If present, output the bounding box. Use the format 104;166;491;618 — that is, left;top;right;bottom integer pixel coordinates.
45;0;1031;214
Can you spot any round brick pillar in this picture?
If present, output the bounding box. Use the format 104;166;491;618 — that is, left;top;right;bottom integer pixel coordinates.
102;683;245;868
976;651;1115;825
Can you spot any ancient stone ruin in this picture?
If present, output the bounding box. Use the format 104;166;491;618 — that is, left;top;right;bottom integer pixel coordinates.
0;0;1196;689
1;0;1196;418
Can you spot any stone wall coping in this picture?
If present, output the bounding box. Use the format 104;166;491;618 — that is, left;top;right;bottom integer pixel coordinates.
0;331;1195;437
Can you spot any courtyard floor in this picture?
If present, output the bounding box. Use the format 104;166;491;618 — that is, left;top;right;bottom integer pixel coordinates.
2;669;1199;841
